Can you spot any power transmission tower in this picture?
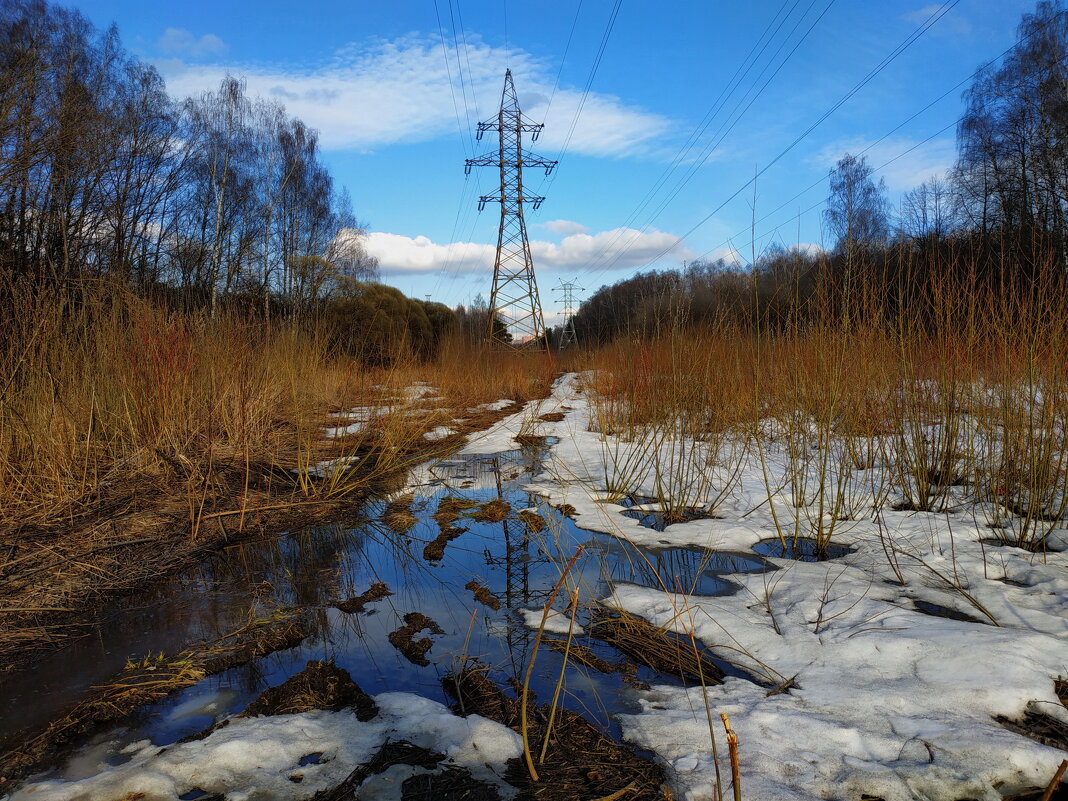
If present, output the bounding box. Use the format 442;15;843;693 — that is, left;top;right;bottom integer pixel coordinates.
552;278;584;348
465;70;557;349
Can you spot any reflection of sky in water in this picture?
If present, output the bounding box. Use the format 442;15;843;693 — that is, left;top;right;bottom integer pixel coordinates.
1;442;777;780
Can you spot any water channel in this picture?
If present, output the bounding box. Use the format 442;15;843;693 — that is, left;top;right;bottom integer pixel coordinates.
0;440;777;784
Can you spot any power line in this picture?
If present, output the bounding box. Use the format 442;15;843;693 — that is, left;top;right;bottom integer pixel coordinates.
581;0;835;273
582;0;961;282
689;9;1068;266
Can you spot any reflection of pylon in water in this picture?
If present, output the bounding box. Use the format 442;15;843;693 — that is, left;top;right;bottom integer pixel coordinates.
481;456;553;676
465;70;556;350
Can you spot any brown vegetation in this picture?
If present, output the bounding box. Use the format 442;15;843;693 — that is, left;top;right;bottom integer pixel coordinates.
0;610;307;787
443;664;668;801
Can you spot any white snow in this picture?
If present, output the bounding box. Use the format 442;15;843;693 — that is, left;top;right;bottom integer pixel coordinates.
13;693;521;801
519;607;585;636
423;425;457;441
511;371;1068;800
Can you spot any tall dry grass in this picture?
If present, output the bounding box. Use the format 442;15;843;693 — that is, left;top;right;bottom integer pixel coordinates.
0;282;555;527
581;246;1068;553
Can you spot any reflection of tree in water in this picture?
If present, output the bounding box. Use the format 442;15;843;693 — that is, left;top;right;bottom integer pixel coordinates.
427;441;551;492
201;525;369;611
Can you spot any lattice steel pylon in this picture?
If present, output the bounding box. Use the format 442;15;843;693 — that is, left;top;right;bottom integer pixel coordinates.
552;278;583;348
465;70;557;349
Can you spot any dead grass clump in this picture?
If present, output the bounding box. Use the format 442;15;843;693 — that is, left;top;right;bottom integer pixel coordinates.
589;610;725;686
332;582;393;615
0;611;307;788
240;660;378;720
388;612;445;666
517;510;547;533
537;412;566;423
433;496;479;526
472;498;512;523
465;580;502;611
442;665;668;801
383;495;419;533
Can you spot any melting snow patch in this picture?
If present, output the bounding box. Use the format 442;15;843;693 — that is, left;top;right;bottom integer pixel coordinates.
519;607;584;636
424;426;456;441
13;693;521;801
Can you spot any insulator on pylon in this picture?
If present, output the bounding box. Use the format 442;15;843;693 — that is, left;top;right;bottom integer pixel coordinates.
478;198;487;212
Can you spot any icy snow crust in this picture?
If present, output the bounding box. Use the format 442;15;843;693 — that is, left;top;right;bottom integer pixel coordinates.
514;373;1068;800
12;694;521;801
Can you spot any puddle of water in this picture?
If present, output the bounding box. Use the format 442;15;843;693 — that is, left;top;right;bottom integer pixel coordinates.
590;543;773;596
1;440;769;779
616;495;715;532
752;537;854;562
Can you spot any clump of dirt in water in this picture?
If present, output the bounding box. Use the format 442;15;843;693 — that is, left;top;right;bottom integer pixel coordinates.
333;582;393;614
514;434;548;446
388;612;445;666
315;740;500;800
472;498;511;523
423;524;466;562
383;495;418;533
517;509;547;533
465;580;502;611
241;660;379;720
443;664;668;801
541;637;650;691
402;768;502;800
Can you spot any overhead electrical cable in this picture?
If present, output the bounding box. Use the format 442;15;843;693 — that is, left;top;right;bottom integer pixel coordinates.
581;0;961;282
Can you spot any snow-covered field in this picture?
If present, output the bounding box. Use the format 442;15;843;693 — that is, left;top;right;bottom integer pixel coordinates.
520;373;1068;800
12;371;1068;800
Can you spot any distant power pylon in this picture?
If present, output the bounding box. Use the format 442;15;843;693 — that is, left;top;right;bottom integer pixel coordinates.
465;70;557;349
552;279;584;348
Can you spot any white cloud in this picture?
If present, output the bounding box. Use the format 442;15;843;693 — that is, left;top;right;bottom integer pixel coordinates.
364;226;691;276
812;136;956;193
156;35;670;155
540;219;588;236
157;28;228;59
901;5;972;35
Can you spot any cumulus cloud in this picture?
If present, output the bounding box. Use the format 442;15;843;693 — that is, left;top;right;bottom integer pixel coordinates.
156;35;670;155
812;136;956;192
157;28;228;59
540;219;589;236
364;226;691;276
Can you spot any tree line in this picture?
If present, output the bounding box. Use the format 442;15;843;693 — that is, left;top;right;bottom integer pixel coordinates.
0;0;471;364
571;1;1068;346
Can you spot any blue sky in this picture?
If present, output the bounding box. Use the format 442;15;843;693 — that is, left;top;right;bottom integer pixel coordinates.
65;0;1038;317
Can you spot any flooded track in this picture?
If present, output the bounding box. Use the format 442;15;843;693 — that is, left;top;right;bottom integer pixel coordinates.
0;439;772;784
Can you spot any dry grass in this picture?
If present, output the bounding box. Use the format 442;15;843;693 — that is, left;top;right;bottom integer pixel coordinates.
0;608;307;788
581;253;1068;554
0;283;557;667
